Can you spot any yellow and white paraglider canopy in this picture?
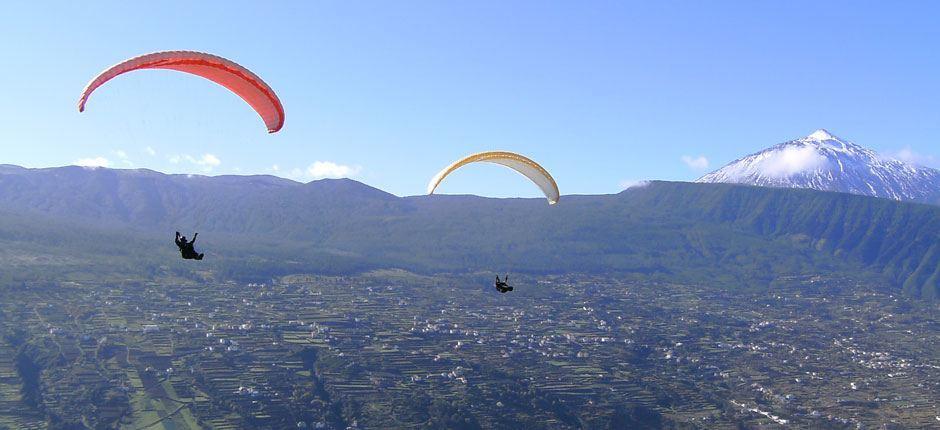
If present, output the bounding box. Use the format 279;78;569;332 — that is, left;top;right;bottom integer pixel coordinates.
427;151;560;205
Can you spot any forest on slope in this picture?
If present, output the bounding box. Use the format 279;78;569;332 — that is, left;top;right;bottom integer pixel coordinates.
0;166;937;298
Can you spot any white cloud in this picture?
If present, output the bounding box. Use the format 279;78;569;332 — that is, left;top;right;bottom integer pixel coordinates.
75;157;110;168
888;146;937;167
306;161;360;179
761;146;828;177
197;153;221;167
145;146;156;156
681;155;710;170
113;149;133;167
280;161;361;181
171;153;221;171
619;179;650;190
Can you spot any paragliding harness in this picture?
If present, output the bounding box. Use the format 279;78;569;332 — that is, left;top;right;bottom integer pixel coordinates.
495;275;513;293
175;232;204;261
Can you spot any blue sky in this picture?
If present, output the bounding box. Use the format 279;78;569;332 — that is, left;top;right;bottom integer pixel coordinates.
2;1;939;197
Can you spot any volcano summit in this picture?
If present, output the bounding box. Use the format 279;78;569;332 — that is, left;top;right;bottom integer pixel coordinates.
697;129;940;202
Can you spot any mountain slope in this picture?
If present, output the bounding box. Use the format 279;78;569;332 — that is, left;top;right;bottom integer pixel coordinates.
620;183;940;299
0;165;938;299
697;129;940;201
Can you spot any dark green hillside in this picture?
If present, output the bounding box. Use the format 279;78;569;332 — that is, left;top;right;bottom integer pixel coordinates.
0;166;937;298
618;182;940;299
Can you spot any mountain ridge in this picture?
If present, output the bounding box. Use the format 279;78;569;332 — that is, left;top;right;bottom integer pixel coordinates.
697;129;940;202
0;163;938;299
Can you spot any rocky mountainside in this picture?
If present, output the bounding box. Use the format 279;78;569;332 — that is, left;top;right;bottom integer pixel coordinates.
697;130;940;201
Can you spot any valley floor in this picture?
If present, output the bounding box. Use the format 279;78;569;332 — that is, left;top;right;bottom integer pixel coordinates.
1;273;938;429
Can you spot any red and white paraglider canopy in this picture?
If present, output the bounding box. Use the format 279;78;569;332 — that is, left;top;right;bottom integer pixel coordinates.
79;50;284;133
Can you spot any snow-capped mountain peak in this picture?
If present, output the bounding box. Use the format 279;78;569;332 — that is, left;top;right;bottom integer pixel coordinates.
697;130;940;201
799;128;862;153
807;128;834;140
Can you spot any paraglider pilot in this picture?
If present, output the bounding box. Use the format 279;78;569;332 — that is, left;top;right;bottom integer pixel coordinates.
175;231;204;260
495;275;513;293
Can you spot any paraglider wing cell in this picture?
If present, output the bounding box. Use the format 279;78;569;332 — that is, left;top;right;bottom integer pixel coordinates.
78;51;284;133
427;151;560;204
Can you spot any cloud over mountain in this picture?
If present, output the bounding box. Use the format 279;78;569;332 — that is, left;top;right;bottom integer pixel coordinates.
698;129;940;202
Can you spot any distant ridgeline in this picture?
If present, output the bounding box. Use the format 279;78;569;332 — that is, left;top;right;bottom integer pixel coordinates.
0;165;937;299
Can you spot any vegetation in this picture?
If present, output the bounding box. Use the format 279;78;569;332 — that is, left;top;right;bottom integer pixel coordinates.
1;273;937;428
0;168;937;298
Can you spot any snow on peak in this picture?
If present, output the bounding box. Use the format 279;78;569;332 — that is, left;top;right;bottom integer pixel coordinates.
807;129;836;141
697;130;940;201
796;129;859;153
